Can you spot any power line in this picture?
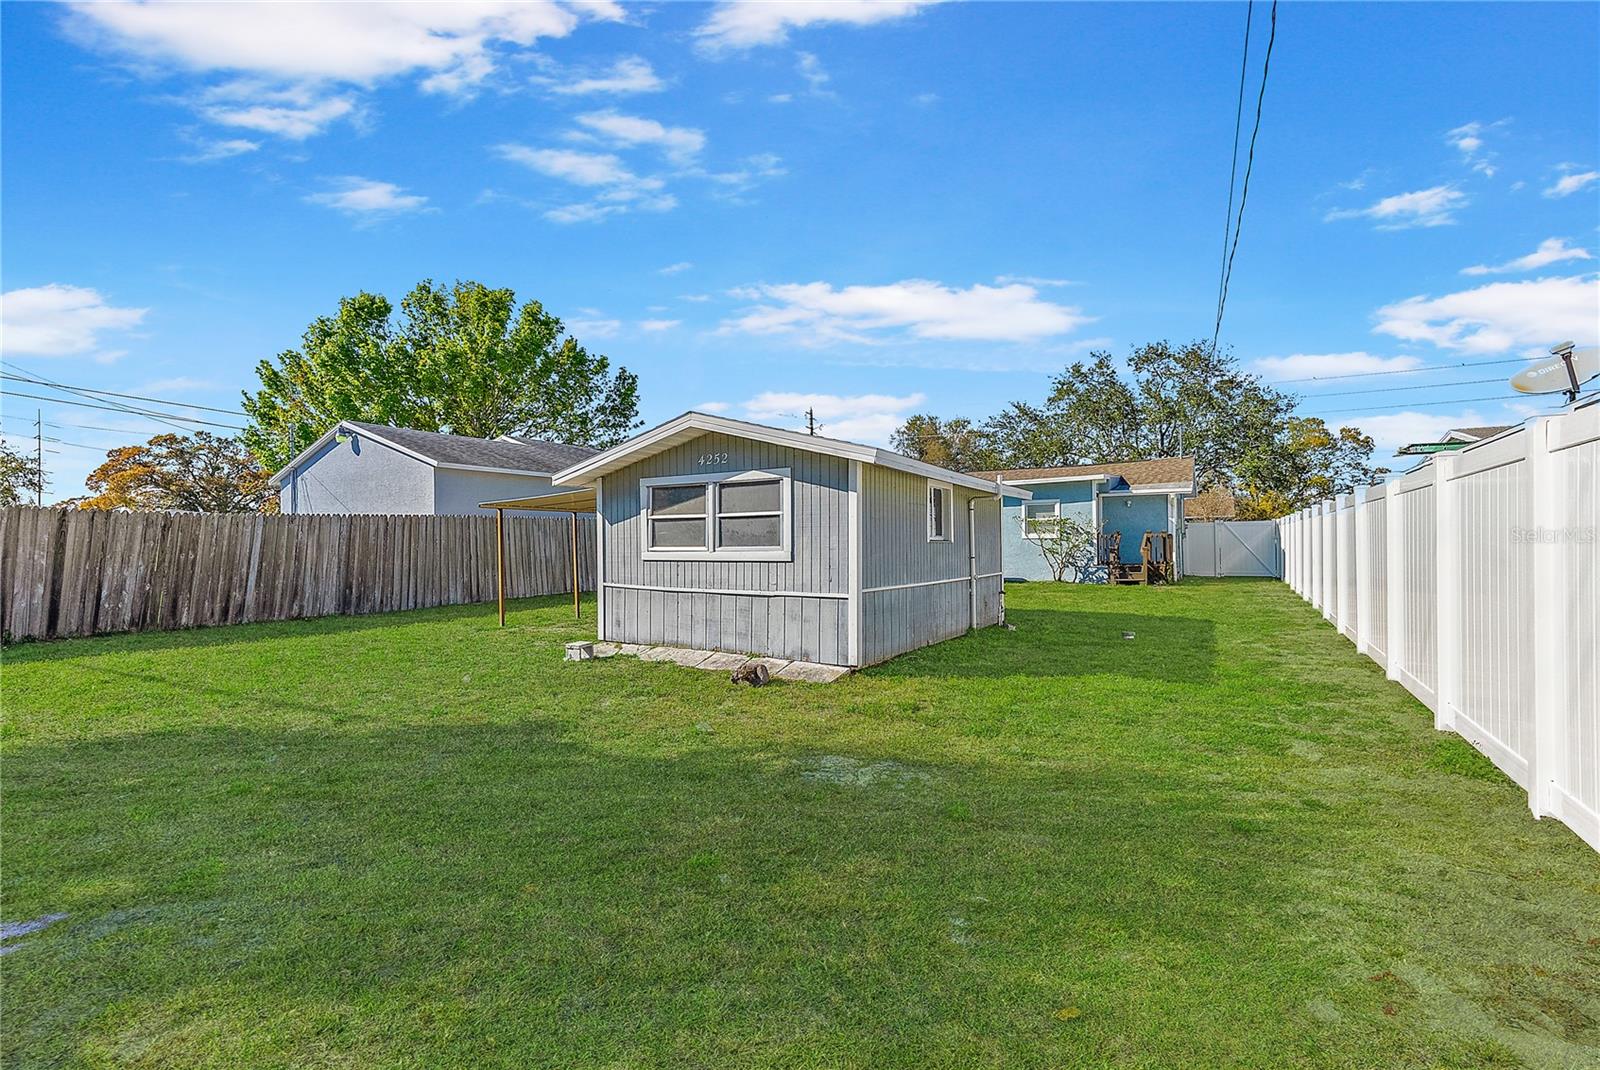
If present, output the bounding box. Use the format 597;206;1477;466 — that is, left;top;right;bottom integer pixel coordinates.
0;372;244;416
0;389;247;431
1210;0;1278;352
1320;391;1521;416
1271;355;1528;385
1;360;206;433
1212;0;1253;347
1295;375;1506;400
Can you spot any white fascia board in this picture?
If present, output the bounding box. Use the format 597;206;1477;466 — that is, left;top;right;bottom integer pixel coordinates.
1100;482;1196;496
997;474;1109;486
552;410;1021;497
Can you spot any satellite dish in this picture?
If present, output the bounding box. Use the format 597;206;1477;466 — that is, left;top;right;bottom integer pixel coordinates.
1510;342;1599;400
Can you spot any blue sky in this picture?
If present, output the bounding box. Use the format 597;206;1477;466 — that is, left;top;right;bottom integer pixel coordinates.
3;1;1597;499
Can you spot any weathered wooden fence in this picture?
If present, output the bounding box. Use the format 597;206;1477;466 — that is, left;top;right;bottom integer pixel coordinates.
1279;398;1599;852
0;507;595;641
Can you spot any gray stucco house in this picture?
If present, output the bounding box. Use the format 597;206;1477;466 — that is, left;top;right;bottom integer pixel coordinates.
973;457;1196;582
541;411;1029;668
271;420;598;516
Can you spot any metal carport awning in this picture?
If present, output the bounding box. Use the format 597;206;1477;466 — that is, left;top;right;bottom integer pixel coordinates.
480;488;598;626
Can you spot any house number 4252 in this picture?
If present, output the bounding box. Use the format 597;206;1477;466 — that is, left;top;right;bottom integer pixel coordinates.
697;452;729;465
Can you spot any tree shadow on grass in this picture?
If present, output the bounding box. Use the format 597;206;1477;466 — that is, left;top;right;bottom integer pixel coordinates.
867;609;1217;685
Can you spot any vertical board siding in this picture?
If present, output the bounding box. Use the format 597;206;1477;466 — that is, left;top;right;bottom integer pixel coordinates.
0;507;594;641
858;466;1003;666
599;431;851;663
1278;405;1599;852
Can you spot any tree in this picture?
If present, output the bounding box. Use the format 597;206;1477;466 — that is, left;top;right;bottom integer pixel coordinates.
75;432;276;513
1234;416;1388;519
890;414;997;471
0;442;43;506
1028;512;1098;582
242;279;641;472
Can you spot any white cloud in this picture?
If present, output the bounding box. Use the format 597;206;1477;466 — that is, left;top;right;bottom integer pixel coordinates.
741;390;927;444
1325;185;1467;229
639;319;680;331
795;51;832;96
994;274;1074;288
195;82;358;140
681;294;712;302
1446;120;1503;176
1462;237;1592;276
911;91;939;106
1337;410;1491;452
304;177;430;218
768;92;794;104
719;278;1090;345
1253;352;1425;381
694;0;936;51
1;284;148;357
495;144;646;187
138;376;218;395
698;401;731;413
66;2;621;136
547;55;663;95
567;316;621;338
573;110;705;163
658;262;693;275
1544;170;1599;198
1374;274;1600;354
179;136;260;163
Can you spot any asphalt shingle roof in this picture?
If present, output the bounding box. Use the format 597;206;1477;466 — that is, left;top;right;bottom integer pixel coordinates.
345;422;599;474
1446;425;1515;442
971;456;1196;489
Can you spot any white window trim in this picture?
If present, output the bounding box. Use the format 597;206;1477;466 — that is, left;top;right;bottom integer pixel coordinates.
927;479;953;542
640;467;793;562
1022;498;1062;540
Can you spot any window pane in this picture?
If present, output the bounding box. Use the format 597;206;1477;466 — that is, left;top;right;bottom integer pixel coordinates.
651;483;706;516
719;479;781;514
650;517;706;548
718;515;781;548
930;487;946;536
1025;501;1057;519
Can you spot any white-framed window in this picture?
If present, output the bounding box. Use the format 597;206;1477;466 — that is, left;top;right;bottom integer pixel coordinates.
927;480;952;542
1023;499;1061;539
641;468;792;561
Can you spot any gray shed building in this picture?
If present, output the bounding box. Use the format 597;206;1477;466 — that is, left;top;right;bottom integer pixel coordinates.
271;420;597;515
540;412;1029;668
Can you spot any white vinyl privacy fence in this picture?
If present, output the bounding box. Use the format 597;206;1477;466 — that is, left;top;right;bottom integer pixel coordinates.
1280;400;1599;852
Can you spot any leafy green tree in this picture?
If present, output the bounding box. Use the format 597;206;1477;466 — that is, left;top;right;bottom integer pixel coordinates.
1235;417;1388;518
74;432;276;513
890;414;997;471
242;280;641;472
1012;341;1292;486
0;441;44;506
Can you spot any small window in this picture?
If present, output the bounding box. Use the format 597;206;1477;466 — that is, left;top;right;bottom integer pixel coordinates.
648;482;708;550
928;481;951;541
641;468;791;559
1023;499;1061;539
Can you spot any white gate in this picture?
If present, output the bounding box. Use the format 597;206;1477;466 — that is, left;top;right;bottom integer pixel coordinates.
1184;520;1282;578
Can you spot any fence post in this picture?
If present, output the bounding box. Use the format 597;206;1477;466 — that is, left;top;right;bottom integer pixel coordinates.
1384;479;1405;686
1322;499;1337;624
1434;454;1463;733
1527;415;1567;819
1353;487;1372;659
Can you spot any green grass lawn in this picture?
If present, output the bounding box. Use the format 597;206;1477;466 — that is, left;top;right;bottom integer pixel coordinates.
3;580;1596;1069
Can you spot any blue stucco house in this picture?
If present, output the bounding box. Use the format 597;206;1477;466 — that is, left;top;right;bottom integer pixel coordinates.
972;457;1196;582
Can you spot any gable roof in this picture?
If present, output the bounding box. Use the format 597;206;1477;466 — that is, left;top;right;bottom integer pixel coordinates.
270;420;599;486
550;411;1027;497
971;456;1196;493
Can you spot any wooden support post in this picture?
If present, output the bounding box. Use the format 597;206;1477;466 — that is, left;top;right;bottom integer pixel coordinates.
496;508;506;628
571;511;580;620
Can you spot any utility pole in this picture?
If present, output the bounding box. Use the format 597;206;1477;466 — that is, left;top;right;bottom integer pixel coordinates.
805;407;817;435
34;409;43;506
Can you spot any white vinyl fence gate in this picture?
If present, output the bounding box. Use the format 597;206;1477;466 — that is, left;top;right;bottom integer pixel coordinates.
1183;519;1282;578
1279;400;1599;852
